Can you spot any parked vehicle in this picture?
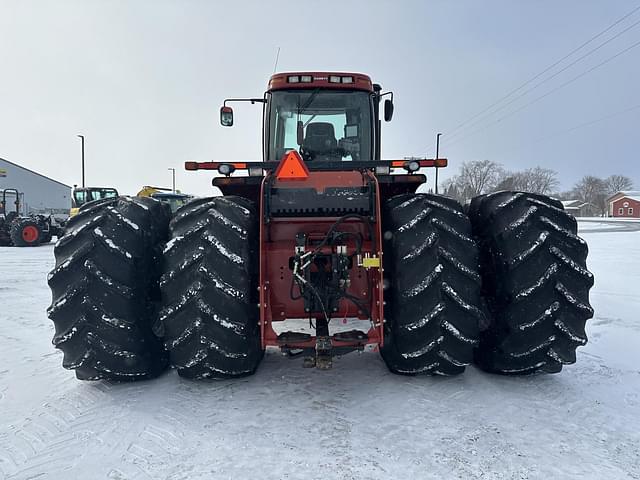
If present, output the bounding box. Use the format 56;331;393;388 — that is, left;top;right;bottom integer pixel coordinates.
48;71;594;381
70;187;119;217
136;186;194;213
0;189;63;246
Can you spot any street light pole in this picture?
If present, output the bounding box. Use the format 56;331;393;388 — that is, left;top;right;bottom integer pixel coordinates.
435;133;442;194
168;168;176;193
77;135;85;188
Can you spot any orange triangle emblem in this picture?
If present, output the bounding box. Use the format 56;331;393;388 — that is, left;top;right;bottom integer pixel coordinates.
275;150;309;180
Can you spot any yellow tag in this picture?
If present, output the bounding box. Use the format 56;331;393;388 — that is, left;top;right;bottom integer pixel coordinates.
362;257;381;268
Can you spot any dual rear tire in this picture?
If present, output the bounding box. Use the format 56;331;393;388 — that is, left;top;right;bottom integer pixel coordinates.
47;195;263;381
381;191;594;376
47;191;594;381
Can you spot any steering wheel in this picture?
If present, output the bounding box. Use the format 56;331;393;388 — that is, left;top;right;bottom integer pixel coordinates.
5;211;18;224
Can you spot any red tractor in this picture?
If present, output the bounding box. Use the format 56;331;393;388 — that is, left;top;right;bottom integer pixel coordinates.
47;72;594;381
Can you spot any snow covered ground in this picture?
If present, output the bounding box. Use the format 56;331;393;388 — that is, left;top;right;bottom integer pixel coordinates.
578;218;640;234
0;222;639;480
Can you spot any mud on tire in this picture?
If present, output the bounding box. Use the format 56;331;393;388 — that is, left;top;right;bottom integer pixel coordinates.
47;196;171;381
468;191;594;374
157;196;263;379
380;193;483;375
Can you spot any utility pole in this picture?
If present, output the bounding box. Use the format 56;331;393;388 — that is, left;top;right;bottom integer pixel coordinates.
435;133;442;194
168;168;176;193
77;135;85;188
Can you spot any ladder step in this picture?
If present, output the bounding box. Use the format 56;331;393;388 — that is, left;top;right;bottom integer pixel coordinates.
277;331;312;344
332;330;368;343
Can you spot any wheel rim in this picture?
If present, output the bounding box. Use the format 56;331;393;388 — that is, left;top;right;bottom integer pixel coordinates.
22;225;39;243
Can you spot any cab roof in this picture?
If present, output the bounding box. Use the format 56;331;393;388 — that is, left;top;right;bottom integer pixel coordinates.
268;72;374;93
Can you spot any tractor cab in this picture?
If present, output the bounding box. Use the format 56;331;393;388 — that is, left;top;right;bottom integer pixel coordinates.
0;188;21;222
266;85;373;162
188;72;441;202
219;72;394;163
71;187;119;216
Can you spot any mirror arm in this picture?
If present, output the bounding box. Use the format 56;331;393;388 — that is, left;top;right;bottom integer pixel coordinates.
223;98;267;107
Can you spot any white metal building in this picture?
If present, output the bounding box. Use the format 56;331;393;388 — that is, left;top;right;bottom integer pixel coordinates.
0;157;71;219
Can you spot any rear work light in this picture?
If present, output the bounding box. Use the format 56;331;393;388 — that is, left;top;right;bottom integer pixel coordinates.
405;160;420;172
300;75;313;83
329;75;341;83
218;164;235;176
288;76;300;83
184;161;248;172
341;76;354;84
389;158;448;170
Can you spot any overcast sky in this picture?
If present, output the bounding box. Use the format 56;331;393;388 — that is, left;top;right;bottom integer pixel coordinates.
1;0;638;196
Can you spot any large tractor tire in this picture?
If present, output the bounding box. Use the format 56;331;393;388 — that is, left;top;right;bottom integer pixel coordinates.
468;192;594;374
47;196;171;381
157;196;263;379
10;218;43;246
380;193;483;375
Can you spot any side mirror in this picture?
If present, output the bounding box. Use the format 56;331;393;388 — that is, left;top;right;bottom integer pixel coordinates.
384;99;394;122
220;106;234;127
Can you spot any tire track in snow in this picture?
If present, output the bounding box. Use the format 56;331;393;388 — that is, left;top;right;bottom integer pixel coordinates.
112;375;245;480
0;382;145;479
309;389;355;478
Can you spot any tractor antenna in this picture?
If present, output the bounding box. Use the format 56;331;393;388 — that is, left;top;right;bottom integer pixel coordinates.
273;47;281;73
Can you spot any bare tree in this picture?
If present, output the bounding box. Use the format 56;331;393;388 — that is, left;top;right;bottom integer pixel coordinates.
605;174;634;194
572;175;607;215
458;160;504;198
440;176;462;202
526;167;560;195
496;167;559;195
495;174;519;192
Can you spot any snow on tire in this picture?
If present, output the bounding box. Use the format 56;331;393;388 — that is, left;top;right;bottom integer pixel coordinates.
468;191;594;374
156;196;263;379
47;196;171;381
380;193;483;375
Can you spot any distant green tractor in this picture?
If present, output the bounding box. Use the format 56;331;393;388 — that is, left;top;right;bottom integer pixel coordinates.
70;186;119;217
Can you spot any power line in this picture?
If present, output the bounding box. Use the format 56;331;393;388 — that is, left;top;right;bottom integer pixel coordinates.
443;15;640;146
445;38;640;149
497;103;640;155
436;4;640;143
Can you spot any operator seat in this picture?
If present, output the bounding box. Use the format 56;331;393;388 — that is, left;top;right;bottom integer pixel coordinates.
302;122;338;161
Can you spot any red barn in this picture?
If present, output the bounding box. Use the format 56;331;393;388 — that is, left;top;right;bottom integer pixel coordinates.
607;191;640;218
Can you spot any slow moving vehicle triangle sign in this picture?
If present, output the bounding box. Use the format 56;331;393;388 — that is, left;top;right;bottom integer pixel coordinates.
275;150;309;180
